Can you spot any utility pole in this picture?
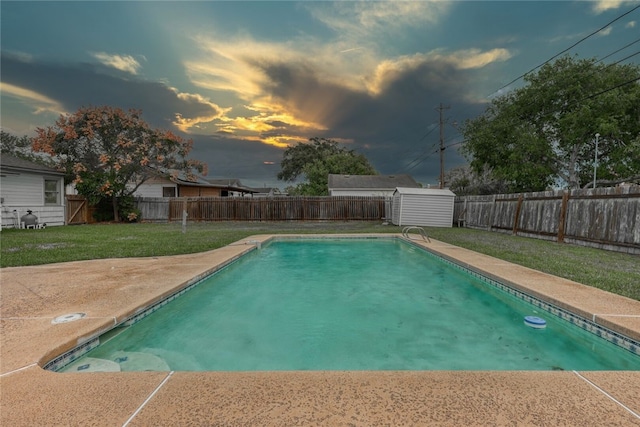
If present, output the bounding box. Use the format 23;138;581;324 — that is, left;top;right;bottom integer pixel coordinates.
436;103;450;189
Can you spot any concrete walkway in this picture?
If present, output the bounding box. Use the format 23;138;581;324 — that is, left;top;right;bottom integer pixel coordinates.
2;235;639;426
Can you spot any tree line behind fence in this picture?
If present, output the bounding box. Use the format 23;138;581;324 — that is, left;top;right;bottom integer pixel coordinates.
135;196;388;222
454;185;640;254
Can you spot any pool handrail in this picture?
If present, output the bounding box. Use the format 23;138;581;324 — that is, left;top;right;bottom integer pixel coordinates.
402;226;430;243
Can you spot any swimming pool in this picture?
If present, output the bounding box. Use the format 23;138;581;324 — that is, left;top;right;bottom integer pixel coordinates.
56;238;640;372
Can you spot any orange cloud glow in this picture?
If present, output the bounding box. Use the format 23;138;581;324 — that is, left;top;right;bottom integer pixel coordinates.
171;92;232;133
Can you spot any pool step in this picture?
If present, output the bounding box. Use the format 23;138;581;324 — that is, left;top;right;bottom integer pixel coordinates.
63;357;121;373
110;351;171;371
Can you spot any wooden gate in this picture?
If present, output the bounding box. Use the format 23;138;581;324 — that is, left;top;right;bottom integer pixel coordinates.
66;195;91;225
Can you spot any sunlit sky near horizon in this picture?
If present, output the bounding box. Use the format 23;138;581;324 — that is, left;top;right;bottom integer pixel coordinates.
2;1;639;189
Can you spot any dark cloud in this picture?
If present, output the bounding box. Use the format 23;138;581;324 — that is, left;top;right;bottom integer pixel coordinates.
190;135;283;188
1;52;279;185
1;51;487;188
256;57;488;185
264;120;290;128
1;52;224;131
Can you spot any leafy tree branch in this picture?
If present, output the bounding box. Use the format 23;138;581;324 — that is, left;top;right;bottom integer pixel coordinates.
32;106;206;220
462;55;640;191
279;137;377;195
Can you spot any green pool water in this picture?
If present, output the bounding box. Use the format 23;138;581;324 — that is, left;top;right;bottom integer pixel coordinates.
61;239;640;372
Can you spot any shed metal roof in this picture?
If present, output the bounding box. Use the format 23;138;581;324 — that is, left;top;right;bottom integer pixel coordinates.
393;187;456;196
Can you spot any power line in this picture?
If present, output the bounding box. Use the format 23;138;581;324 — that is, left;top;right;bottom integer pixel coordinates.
493;53;640;124
596;37;640;63
609;49;640;66
535;74;640;118
399;146;439;173
396;107;467;177
391;122;438;172
399;139;466;177
491;4;640;96
394;116;441;175
505;46;640;105
419;125;438;142
444;140;464;150
398;143;438;173
488;75;640;136
397;104;461;184
577;76;640;103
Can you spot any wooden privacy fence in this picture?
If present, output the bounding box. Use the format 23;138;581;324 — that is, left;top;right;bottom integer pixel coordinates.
454;185;640;254
135;197;170;221
136;196;388;222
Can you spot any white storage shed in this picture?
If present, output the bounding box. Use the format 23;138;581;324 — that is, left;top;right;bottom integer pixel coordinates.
392;187;456;227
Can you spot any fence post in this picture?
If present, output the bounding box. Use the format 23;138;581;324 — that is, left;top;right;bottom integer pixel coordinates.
557;191;570;243
182;209;188;234
463;198;468;226
487;195;497;231
512;194;524;235
181;198;188;232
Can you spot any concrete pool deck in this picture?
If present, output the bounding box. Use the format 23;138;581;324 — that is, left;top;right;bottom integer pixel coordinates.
1;234;639;426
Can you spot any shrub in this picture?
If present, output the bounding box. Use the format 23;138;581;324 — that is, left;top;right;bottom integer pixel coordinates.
118;195;142;223
91;195;141;222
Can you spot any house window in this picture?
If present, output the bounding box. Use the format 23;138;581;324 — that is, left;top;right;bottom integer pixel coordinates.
163;186;176;197
44;179;60;205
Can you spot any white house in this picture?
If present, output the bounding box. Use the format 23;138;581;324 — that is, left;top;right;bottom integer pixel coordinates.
0;154;66;228
133;174;180;198
391;187;456;227
328;174;420;197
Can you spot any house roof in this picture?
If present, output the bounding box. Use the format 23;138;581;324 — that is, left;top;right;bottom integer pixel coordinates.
0;153;64;176
247;187;285;195
170;173;216;187
204;178;258;193
148;169;257;193
393;187;456;196
328;174;420;190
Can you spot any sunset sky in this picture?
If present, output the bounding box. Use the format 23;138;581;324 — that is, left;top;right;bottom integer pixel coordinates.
2;1;639;188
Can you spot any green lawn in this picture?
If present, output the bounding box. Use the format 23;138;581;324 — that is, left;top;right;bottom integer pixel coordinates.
1;221;638;300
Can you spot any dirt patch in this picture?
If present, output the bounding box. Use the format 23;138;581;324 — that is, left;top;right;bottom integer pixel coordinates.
36;243;68;250
4;243;68;252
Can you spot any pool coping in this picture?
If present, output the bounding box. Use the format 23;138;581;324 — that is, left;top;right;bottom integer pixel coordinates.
2;234;640;426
